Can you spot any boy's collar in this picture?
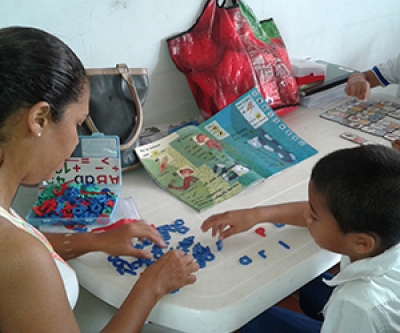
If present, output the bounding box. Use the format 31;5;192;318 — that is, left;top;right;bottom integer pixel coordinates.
324;242;400;286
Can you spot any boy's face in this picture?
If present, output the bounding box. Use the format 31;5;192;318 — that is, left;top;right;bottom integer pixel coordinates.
304;181;352;255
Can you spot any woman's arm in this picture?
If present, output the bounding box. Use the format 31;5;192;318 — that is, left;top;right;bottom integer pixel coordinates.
44;220;167;260
0;224;198;333
0;227;81;333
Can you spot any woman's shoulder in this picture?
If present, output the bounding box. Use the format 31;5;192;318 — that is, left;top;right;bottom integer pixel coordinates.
0;218;78;332
0;217;62;301
0;217;55;273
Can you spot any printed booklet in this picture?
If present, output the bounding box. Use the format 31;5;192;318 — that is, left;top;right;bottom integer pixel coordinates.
135;88;317;211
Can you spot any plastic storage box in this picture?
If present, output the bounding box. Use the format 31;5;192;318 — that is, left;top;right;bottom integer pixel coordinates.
26;134;121;227
291;58;327;86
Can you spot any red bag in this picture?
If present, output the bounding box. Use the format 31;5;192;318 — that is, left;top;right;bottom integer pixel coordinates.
167;0;299;119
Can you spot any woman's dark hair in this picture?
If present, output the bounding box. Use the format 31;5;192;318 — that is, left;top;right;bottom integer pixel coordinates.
0;26;86;138
311;145;400;250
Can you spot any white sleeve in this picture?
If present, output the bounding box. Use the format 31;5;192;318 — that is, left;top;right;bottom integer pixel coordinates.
373;54;400;86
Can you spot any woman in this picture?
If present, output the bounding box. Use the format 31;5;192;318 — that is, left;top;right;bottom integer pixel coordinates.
0;26;199;332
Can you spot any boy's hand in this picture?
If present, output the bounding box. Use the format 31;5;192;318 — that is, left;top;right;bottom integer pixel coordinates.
201;209;257;239
345;73;371;101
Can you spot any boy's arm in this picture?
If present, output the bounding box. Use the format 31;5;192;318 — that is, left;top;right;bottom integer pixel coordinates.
364;70;381;88
201;201;309;239
345;54;400;101
345;71;380;101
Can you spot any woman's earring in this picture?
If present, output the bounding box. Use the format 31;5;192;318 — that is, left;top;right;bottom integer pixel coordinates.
38;133;42;137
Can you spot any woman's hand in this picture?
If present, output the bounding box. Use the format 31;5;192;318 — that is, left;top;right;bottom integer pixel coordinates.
103;250;199;332
139;250;199;298
95;220;166;259
201;209;257;240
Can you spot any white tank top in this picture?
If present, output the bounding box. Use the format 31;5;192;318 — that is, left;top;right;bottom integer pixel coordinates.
0;206;79;308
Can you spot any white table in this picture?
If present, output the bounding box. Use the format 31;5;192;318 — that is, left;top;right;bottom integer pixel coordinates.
69;94;397;333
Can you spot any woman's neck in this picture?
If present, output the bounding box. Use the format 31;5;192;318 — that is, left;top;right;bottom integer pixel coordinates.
0;167;21;211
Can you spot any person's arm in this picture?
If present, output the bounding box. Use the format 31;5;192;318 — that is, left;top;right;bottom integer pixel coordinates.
201;201;308;239
101;250;198;333
0;225;198;333
345;70;381;101
0;227;81;333
44;220;167;260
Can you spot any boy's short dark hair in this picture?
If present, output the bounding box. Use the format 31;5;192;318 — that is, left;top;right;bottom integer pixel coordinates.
311;145;400;250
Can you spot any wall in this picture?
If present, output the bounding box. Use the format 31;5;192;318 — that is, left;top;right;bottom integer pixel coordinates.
2;0;400;125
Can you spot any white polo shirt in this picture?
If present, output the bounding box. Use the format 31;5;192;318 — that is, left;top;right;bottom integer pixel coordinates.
321;243;400;333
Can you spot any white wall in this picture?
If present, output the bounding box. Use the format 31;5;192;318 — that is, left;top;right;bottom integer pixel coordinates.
2;0;400;125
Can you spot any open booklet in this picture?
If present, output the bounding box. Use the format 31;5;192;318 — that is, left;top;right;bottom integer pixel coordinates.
135;88;317;211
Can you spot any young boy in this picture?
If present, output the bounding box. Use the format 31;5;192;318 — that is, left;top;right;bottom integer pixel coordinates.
201;145;400;332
